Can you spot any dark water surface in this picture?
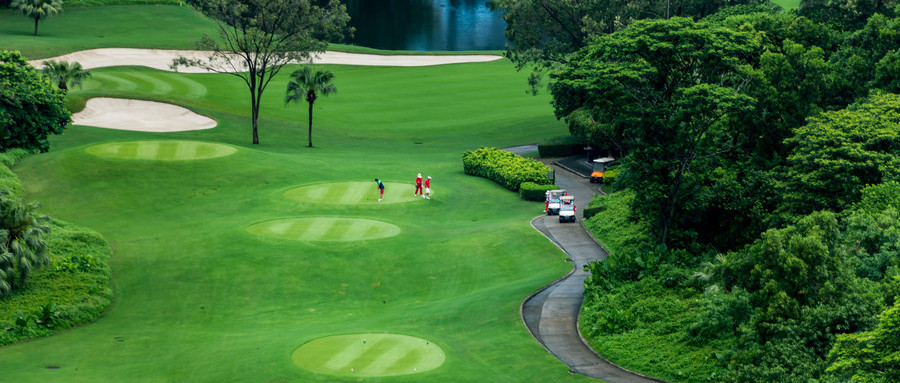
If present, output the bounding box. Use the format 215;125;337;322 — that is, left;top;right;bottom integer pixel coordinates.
343;0;508;51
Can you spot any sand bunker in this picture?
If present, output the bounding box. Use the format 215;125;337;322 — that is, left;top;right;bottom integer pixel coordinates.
247;217;401;242
30;48;503;72
73;98;216;132
285;182;419;205
292;334;445;377
85;140;236;161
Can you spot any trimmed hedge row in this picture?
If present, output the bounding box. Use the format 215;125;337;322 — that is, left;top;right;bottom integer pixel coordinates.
462;147;553;192
519;182;561;201
603;168;618;186
0;151;112;347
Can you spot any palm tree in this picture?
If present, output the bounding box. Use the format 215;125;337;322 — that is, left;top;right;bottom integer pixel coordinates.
285;67;337;148
11;0;63;37
41;60;91;91
0;190;50;294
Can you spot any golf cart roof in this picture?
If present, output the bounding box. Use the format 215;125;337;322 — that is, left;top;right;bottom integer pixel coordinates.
592;157;615;164
560;195;574;202
549;189;566;194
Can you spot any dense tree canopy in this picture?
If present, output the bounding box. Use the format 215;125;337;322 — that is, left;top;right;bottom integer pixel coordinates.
550;17;759;245
0;50;70;152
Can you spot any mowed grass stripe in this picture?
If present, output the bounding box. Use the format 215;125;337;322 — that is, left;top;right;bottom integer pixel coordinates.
89;72;139;92
86;141;236;161
323;337;373;370
351;337;401;373
285;182;419;205
293;334;445;377
363;341;418;375
299;218;336;241
127;72;174;95
247;218;401;242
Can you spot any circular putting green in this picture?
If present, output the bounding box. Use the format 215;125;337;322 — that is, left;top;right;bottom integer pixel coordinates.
285;181;419;205
246;217;401;242
85;140;236;161
292;334;445;377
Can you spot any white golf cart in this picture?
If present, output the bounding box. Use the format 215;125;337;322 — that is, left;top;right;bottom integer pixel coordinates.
558;195;576;222
546;189;566;215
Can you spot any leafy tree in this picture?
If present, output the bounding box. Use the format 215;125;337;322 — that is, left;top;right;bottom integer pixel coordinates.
0;50;71;152
780;92;900;217
495;0;764;93
172;0;350;145
284;66;336;148
0;191;51;297
549;17;759;245
40;60;91;91
827;303;900;383
11;0;63;36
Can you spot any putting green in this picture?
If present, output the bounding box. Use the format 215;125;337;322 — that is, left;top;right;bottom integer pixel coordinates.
85;141;236;161
292;334;445;377
285;181;421;204
246;217;401;242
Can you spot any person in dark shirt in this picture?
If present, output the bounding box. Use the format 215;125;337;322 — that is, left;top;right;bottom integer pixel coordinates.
375;178;385;202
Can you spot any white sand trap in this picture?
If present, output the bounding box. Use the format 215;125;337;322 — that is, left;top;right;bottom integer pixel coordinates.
30;48;503;72
73;97;217;132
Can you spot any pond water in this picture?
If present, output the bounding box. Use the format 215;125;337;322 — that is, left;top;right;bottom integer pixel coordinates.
343;0;508;51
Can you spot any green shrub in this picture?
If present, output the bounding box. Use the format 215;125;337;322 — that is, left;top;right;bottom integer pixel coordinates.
603;167;618;186
462;147;553;192
0;219;112;346
582;206;603;220
518;182;560;201
584;190;652;258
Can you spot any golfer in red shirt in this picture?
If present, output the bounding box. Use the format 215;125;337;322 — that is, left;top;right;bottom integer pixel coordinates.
415;173;424;196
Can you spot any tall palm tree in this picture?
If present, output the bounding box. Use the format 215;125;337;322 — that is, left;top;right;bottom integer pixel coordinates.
285;67;337;148
41;60;91;91
11;0;63;37
0;191;50;294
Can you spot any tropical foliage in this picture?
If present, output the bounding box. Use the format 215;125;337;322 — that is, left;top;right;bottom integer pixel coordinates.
285;66;337;148
10;0;63;36
561;3;900;382
0;50;71;152
171;0;351;144
40;60;91;91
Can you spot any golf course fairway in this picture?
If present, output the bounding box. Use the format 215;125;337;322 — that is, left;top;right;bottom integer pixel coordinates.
0;5;595;383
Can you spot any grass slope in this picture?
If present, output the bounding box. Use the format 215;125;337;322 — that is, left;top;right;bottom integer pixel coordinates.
0;35;592;383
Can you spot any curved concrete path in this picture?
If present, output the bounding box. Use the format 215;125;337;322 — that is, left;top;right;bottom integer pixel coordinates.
519;160;666;382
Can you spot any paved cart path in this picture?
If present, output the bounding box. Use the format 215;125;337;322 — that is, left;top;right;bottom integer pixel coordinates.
510;148;665;382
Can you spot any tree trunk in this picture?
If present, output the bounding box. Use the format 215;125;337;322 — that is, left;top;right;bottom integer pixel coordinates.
33;18;38;36
308;101;314;148
250;76;259;145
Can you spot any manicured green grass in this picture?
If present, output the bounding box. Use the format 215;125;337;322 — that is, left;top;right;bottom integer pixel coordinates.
0;5;220;59
0;19;592;381
84;140;236;160
0;5;503;59
292;333;446;377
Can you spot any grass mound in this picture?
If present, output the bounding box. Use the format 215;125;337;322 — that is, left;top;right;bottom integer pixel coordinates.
285;181;420;204
84;140;236;161
246;217;402;242
292;333;445;377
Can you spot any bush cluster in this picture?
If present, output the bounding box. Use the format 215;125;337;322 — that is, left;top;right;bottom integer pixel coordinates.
462;147;553;192
518;182;560;201
0;151;111;346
